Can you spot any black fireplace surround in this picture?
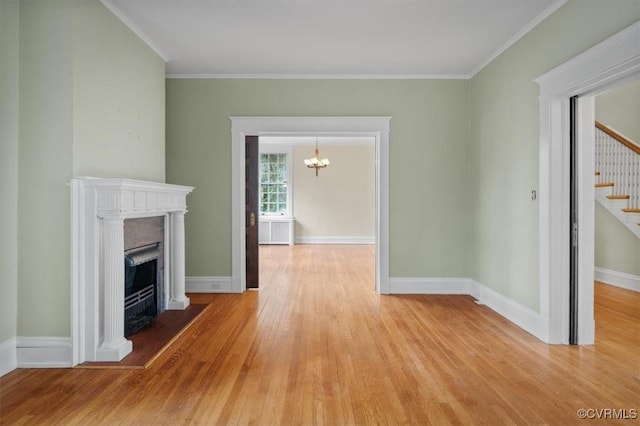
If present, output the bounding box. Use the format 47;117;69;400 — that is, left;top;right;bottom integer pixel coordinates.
124;243;161;337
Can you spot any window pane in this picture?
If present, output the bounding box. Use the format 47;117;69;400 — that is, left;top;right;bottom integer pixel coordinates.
259;152;288;214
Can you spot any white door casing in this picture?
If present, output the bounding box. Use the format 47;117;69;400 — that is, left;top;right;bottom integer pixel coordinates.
230;117;391;294
535;20;640;344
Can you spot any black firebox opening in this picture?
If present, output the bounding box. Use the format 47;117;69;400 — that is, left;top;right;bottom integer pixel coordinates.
124;243;160;337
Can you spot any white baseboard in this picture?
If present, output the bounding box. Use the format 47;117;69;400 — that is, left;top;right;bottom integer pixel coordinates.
388;277;474;294
387;277;548;342
186;276;233;293
294;236;375;245
594;267;640;292
16;337;73;368
0;337;17;377
471;280;549;342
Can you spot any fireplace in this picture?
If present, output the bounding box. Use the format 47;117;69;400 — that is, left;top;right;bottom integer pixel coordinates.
71;177;194;364
124;243;161;336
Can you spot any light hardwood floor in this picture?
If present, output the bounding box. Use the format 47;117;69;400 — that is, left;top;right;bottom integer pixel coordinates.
1;245;638;425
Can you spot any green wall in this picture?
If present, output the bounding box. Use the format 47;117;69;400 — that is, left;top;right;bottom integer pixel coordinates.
469;0;640;311
18;0;75;337
596;80;640;143
15;0;166;338
166;79;471;278
0;0;20;345
72;0;166;181
594;203;640;276
594;80;640;276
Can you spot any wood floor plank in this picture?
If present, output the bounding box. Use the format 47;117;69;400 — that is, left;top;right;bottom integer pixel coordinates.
1;245;639;425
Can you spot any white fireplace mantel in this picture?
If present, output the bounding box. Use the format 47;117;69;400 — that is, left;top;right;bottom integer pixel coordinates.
71;177;194;364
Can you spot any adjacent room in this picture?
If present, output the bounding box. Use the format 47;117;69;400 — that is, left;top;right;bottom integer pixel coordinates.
255;135;375;277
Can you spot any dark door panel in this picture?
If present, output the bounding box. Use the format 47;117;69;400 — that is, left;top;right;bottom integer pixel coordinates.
246;136;259;289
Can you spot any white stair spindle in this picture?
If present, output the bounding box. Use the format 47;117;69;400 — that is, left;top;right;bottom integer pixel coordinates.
594;122;640;238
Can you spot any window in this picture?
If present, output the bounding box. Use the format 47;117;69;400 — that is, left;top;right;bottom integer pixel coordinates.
260;153;288;215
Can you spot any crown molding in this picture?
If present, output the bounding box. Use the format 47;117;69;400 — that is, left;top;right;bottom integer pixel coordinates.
165;73;471;80
100;0;170;62
103;0;566;80
468;0;567;78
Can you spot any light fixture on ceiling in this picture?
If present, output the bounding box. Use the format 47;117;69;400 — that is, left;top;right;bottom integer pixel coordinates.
304;137;330;176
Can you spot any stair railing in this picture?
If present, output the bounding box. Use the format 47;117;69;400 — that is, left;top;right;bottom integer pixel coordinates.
595;121;640;210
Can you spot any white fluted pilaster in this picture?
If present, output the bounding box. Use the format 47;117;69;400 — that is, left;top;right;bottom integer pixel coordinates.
72;178;193;364
168;211;190;310
96;217;132;361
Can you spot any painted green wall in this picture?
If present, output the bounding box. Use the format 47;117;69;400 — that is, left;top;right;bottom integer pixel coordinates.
594;203;640;276
0;0;20;344
18;0;75;337
72;0;166;181
594;80;640;276
166;79;471;278
16;0;166;338
469;0;640;311
596;80;640;144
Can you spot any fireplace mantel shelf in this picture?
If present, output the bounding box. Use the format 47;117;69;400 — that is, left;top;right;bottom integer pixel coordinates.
76;177;194;218
71;177;195;364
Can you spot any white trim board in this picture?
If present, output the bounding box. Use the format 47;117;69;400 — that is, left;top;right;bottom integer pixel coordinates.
294;237;375;245
535;20;640;345
594;268;640;293
166;73;471;80
389;278;474;295
185;275;547;342
186;277;233;293
470;281;548;342
16;337;73;369
0;338;17;377
388;278;547;342
164;1;568;81
99;0;169;61
468;0;567;77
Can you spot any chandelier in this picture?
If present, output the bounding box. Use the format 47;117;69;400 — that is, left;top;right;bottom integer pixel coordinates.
304;137;330;176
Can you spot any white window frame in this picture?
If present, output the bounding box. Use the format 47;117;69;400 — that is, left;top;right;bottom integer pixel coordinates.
259;144;293;217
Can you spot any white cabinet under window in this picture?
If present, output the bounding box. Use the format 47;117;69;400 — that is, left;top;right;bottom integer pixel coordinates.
259;216;295;245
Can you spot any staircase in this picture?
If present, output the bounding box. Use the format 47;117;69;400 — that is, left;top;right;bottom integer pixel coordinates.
594;121;640;239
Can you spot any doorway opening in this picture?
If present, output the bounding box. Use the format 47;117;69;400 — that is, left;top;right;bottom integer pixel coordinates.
231;117;391;294
591;79;640;344
536;20;640;344
252;135;377;290
567;78;640;346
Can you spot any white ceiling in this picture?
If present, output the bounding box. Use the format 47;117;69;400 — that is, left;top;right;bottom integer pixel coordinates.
102;0;565;78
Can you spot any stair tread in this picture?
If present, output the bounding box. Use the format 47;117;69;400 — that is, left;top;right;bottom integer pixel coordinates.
622;208;640;213
607;195;630;200
595;182;614;188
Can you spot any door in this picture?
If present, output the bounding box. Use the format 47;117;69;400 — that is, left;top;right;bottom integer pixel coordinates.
245;136;259;289
569;96;579;344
